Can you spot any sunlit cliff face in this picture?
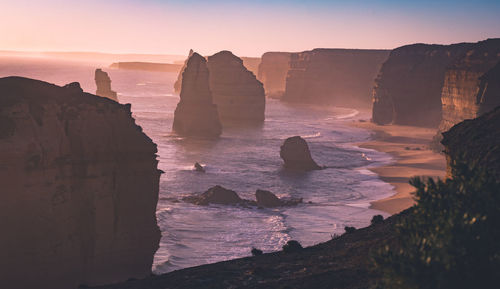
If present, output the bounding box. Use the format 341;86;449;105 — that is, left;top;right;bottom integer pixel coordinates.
1;0;499;56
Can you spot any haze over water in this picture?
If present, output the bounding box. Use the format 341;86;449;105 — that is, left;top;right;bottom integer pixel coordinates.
0;57;393;273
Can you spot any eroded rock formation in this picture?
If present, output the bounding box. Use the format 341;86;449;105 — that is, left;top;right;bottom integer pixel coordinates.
283;49;389;107
207;51;265;124
0;77;160;289
182;186;302;207
172;52;222;137
95;68;118;101
110;62;182;73
372;39;500;127
439;40;500;132
173;49;194;94
280;136;321;170
441;106;500;178
257;52;291;98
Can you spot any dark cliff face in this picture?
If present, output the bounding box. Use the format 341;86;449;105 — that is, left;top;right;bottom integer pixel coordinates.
439;39;500;132
207;51;265;124
372;39;500;128
283;49;389;108
441;105;500;178
257;52;292;99
372;42;473;127
0;77;161;289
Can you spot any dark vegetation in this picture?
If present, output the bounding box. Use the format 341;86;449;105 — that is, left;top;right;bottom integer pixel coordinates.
370;215;384;225
373;159;500;289
282;240;303;253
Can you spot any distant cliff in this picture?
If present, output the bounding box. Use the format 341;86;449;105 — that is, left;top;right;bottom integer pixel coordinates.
110;62;182;73
439;39;500;132
241;57;261;77
207;51;265;124
441;105;500;178
282;49;389;108
257;52;291;98
0;77;161;289
372;39;500;127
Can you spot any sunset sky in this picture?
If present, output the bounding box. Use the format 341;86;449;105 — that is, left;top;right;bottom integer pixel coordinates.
2;0;499;56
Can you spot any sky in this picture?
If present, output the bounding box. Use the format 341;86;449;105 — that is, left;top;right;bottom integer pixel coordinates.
1;0;499;57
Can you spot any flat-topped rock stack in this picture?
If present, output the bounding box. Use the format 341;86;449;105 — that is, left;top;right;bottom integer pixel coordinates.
207;51;265;124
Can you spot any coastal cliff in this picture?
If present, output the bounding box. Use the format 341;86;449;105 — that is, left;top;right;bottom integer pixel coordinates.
441;105;500;178
283;49;389;107
257;52;291;98
207;51;265;124
172;53;222;136
241;57;261;77
439;39;500;132
0;77;161;289
95;69;118;101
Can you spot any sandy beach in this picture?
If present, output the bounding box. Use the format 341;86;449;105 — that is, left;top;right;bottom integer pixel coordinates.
353;121;447;215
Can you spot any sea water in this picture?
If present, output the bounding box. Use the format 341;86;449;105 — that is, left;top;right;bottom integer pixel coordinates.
0;56;394;274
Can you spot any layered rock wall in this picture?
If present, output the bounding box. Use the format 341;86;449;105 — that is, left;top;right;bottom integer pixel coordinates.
0;77;161;289
439;39;500;132
207;51;265;124
257;52;291;98
172;53;222;137
372;39;500;127
283;49;389;107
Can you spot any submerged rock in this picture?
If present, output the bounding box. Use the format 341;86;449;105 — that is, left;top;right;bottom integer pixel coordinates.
0;77;160;289
255;189;302;207
95;68;118;101
194;162;205;173
207;50;265;124
183;186;302;208
183;185;243;205
172;52;222;137
280;136;321;170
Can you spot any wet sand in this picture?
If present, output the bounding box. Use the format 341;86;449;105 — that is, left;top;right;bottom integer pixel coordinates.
353;121;447;215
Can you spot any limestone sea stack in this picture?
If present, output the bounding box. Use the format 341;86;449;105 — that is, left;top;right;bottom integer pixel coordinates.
172;52;222;137
0;77;160;289
173;49;194;94
257;52;291;98
280;136;321;170
283;49;389;108
439;40;500;133
207;51;265;124
95;68;118;101
241;56;261;77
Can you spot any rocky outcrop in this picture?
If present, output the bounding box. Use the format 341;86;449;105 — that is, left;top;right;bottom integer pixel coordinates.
95;69;118;102
255;189;302;207
241;57;261;77
183;186;302;208
257;52;291;98
283;49;389;107
207;51;265;124
439;40;500;132
372;39;500;127
280;136;321;170
441;106;500;178
0;77;161;289
172;53;222;137
110;62;182;73
173;49;194;94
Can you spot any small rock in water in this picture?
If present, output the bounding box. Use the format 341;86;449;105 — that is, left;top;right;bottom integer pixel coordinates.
194;162;205;173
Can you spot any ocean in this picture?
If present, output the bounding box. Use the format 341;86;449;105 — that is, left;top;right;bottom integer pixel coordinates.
0;56;394;274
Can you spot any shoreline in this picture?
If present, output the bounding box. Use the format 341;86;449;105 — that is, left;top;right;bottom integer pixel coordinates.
352;121;447;215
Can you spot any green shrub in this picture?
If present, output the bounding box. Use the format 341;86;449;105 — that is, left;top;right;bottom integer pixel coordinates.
373;160;500;289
